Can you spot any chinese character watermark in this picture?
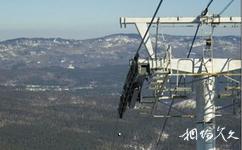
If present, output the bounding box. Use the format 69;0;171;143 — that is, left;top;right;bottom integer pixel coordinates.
179;126;239;142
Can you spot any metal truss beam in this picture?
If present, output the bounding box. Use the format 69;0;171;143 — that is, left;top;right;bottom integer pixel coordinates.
120;16;241;26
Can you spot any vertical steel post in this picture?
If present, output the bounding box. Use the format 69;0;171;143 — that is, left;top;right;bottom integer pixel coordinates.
196;60;216;150
240;0;242;149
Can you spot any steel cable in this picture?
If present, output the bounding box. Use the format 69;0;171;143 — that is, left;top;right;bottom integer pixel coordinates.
155;0;215;148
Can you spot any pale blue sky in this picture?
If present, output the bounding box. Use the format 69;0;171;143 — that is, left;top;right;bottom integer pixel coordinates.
0;0;240;40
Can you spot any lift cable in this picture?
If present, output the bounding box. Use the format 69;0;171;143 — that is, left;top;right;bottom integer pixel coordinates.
155;0;215;148
159;101;192;117
187;0;214;58
113;1;165;148
155;18;160;59
187;24;201;58
134;0;164;59
216;102;240;111
218;0;234;16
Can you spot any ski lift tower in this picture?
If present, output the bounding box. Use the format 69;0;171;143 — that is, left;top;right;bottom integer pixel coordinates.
118;15;241;150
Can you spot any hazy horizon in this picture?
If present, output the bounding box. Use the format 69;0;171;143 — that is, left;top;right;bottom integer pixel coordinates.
0;0;240;40
0;31;240;42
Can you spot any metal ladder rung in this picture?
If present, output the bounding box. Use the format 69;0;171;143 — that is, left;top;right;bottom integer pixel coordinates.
152;76;166;80
165;87;192;92
153;115;194;118
150;80;164;85
142;96;172;102
157;80;164;83
172;95;188;99
218;93;234;98
225;86;240;91
154;70;167;73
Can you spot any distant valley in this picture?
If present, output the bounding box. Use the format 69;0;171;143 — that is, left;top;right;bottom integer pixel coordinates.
0;34;240;150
